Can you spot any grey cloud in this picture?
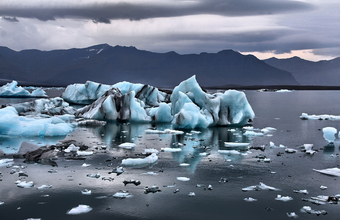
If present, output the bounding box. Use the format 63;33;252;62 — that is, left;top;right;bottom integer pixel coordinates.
0;0;314;23
2;16;19;22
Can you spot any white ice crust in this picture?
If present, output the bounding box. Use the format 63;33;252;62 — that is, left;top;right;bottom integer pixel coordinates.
70;76;255;129
0;81;48;97
0;106;76;136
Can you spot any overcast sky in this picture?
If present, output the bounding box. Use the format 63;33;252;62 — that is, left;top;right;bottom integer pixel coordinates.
0;0;339;61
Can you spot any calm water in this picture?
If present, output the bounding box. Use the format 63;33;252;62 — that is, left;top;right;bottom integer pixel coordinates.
1;90;340;220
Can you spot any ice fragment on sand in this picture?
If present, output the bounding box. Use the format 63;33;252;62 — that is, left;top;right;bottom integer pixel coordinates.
322;127;337;143
313;167;340;177
86;173;100;178
244;197;257;202
275;195;293;202
285;148;297;153
303;144;315;155
118;142;136;149
82;163;91;167
144;186;161;194
300;206;327;215
179;163;191;167
177;177;190;181
111;166;124;176
66;204;92;215
81;189;92;195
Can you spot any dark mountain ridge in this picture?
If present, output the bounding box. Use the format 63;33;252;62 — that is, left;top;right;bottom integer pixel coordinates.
264;56;340;86
0;44;299;87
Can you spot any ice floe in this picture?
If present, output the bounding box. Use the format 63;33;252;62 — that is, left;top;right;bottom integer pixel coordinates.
113;191;132;198
244;197;257;202
121;153;158;167
118;142;136;149
177;177;190;181
313;167;340;177
275;195;293;202
16;180;34;188
81;189;92;195
224;142;250;147
300;113;340;120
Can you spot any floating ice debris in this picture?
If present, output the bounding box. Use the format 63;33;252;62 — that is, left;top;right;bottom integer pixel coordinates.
164;183;176;188
179;163;191;167
303;144;315;155
173;189;180;193
161;148;182;152
0;201;4;205
320;185;327;190
269;141;276;148
16;181;34;188
285;148;297;153
218;150;241;155
219;177;228;183
322;127;337;143
263;158;271;163
77;119;107;127
244;197;257;202
286;212;298;218
111;166;124;176
188;192;196;197
300;206;327;215
207;185;213;190
300;113;340;120
118;142;136;149
0;158;14;167
294;189;309;194
81;163;91;167
145;129;184;135
142;171;158;176
81;189;92;195
224;142;250;147
248;145;265;151
142;148;159;155
243;131;264;137
0;81;47;97
275;195;293;202
243;182;280;191
25;218;41;220
123;180;141;186
76;150;93;156
177;177;190;181
66;204;93;215
121;153;158;167
199;152;209;156
86;173;100;178
144;186;161;194
48;169;57;173
37;185;52;190
113;191;131;198
64;144;79;153
313;167;340;177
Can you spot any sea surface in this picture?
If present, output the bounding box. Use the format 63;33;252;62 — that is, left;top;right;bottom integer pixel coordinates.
1;89;340;220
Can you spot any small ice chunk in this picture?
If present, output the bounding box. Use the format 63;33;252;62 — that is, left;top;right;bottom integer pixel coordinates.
81;189;92;195
244;197;257;202
121;153;158;167
179;163;191;167
285;148;297;153
293;189;308;194
16;181;34;188
142;148;159;155
286;212;298;218
188;192;196;197
86;173;100;178
269;142;276;147
0;201;4;205
111;166;124;176
224;142;250;147
313;167;340;177
320;185;327;190
37;185;52;190
218;150;240;155
64;144;79;153
77;151;93;156
161;148;182;152
81;163;91;167
243;131;264;137
118;142;136;149
67;205;92;215
113;191;131;198
322;127;337;143
242;185;257;192
258;182;280;191
177;177;190;181
144;186;161;194
275;194;293;202
303;144;315;155
263;158;271;163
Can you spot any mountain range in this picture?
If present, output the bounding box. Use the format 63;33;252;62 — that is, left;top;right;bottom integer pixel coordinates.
0;44;339;88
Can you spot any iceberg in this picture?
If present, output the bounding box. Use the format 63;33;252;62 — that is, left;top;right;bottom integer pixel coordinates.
0;107;76;136
72;76;255;128
0;81;47;98
62;80;168;106
10;97;75;116
322;127;337;143
121;153;158;167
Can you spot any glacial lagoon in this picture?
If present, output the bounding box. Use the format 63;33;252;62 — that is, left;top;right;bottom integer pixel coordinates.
1;89;340;219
